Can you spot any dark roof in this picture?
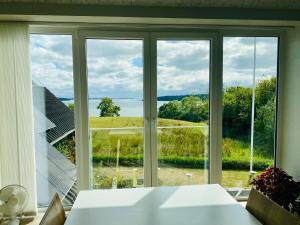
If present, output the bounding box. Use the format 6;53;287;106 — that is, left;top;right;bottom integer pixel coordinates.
35;136;76;207
32;82;77;207
32;82;75;144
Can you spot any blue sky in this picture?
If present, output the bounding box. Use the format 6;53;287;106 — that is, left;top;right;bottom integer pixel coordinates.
30;35;278;99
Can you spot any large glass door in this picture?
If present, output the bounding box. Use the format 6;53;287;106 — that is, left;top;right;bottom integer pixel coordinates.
77;31;219;189
78;32;151;189
150;34;214;186
87;38;144;189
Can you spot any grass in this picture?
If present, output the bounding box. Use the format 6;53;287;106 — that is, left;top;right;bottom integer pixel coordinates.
89;116;271;188
90;116;206;128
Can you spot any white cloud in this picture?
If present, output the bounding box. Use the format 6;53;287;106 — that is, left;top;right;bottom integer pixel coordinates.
30;35;278;98
30;34;74;97
86;39;143;98
223;37;278;88
157;40;210;95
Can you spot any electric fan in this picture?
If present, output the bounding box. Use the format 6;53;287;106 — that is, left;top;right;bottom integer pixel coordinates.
0;185;28;225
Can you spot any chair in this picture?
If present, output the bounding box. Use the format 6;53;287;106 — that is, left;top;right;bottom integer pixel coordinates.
39;193;66;225
246;188;300;225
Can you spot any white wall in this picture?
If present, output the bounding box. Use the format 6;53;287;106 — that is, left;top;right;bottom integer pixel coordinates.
279;26;300;181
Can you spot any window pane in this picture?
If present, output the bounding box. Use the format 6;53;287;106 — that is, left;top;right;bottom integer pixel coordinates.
86;39;144;189
157;40;210;186
30;34;77;207
222;37;278;195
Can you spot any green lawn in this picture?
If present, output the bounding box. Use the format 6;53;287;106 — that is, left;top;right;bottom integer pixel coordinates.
90;117;270;188
90;116;206;128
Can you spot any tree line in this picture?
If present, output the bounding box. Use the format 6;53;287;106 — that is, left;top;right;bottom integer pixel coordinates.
158;77;276;157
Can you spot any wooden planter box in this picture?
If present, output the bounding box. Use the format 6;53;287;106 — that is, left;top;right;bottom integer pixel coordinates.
246;188;300;225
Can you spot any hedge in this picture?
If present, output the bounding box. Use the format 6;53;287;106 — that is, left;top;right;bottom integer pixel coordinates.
93;154;273;171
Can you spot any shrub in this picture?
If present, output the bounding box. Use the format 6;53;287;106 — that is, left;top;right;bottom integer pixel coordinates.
54;132;76;163
93;174;133;189
92;154;273;171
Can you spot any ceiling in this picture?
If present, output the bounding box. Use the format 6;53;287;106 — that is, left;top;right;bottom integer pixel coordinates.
0;0;299;10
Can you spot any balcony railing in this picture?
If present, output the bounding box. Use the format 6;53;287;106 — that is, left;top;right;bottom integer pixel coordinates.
90;125;209;189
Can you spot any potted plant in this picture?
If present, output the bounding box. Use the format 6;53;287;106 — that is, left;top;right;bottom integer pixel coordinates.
251;167;300;217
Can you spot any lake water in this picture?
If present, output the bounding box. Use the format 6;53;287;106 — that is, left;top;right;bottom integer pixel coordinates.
62;99;168;117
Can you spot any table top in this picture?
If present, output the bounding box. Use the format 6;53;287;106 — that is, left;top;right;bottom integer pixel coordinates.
65;184;262;225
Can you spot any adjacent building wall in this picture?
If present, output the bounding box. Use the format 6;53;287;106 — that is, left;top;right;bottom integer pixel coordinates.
279;26;300;181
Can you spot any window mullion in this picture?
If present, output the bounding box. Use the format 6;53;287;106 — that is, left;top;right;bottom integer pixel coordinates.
209;35;223;184
143;33;152;187
74;31;91;190
150;34;158;187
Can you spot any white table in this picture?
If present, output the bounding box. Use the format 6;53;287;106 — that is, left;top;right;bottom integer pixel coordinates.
65;184;262;225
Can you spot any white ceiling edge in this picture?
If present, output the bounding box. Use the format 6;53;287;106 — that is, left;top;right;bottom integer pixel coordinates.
0;0;300;10
0;14;300;27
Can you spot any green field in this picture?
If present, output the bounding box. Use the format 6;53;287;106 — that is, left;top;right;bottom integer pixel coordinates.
89;117;272;189
90;116;206;128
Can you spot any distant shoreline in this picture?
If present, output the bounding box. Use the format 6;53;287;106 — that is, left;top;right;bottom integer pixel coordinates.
61;98;167;117
59;97;143;101
59;94;208;102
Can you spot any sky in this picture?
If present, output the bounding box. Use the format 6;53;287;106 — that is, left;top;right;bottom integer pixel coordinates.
30;34;278;99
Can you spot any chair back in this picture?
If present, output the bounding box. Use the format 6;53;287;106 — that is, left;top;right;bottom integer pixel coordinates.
39;193;66;225
246;188;300;225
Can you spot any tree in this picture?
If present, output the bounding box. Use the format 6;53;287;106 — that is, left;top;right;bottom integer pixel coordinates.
97;97;121;117
158;100;182;120
158;96;208;123
181;96;208;122
223;86;252;139
222;78;276;155
255;77;276;108
254;78;276;156
254;97;276;156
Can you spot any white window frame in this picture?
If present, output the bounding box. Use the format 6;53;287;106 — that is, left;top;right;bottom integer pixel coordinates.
76;31;222;188
149;32;222;185
76;31;151;189
220;30;284;169
29;25;284;193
